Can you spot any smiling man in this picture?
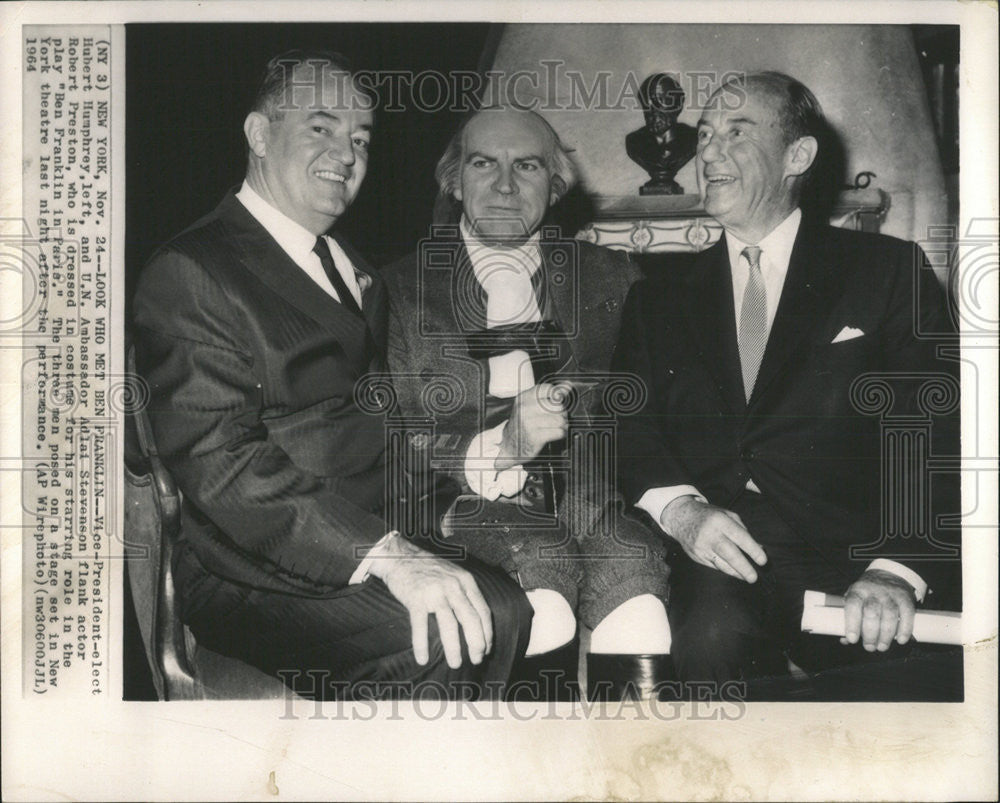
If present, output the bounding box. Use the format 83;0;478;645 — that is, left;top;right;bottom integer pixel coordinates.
385;108;673;701
613;72;960;699
131;51;532;700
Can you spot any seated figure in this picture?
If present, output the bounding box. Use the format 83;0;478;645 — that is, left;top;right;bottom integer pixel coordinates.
384;106;675;700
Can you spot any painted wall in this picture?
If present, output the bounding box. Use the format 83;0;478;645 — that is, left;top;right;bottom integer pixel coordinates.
490;24;947;245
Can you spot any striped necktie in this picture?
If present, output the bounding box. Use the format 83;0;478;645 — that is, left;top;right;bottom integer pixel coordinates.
738;245;766;401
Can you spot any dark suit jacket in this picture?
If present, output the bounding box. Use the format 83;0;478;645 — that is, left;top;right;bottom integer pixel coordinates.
383;227;641;502
132;192;390;602
613;218;960;599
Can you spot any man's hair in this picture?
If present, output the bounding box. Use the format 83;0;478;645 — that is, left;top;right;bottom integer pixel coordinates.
250;48;361;121
716;71;831;203
722;71;826;146
434;107;579;202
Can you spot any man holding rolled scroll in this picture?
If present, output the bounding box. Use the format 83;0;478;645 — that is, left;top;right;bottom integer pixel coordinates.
613;71;960;698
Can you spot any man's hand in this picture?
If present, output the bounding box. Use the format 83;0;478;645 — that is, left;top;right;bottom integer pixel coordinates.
368;536;493;669
841;569;917;652
661;496;768;583
495;382;569;470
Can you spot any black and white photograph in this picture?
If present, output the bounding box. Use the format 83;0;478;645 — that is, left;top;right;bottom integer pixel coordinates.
1;2;996;801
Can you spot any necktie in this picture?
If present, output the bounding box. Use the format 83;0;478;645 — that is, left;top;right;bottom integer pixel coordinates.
312;236;362;317
738;245;766;401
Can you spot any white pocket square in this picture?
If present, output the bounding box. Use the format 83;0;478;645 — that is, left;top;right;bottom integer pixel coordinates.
831;326;865;343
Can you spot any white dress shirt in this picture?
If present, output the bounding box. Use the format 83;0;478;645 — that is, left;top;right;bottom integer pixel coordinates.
234;181;390;584
236;182;365;307
635;208;927;599
460;217;545;500
727;207;801;338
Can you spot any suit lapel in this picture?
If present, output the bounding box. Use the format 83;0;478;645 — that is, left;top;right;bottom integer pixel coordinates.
750;220;841;407
424;233;583;371
540;240;574;326
455;240;488;331
330;231;386;339
688;238;745;414
424;234;582;383
219;193;373;340
431;235;487;333
539;240;581;373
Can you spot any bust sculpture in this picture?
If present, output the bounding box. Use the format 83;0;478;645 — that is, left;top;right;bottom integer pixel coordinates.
626;73;697;195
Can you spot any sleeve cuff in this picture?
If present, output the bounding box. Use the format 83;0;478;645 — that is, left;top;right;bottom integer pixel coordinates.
636;485;707;533
487;350;535;399
867;559;928;602
349;531;400;585
464;420;528;501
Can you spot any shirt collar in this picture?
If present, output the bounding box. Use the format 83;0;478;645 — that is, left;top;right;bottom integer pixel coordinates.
236;181;370;297
460;216;542;285
724;207;802;277
236;181;323;266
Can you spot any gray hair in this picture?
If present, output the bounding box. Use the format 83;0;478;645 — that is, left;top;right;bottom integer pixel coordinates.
434;107;578;202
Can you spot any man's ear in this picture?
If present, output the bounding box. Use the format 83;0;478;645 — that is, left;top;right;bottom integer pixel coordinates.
549;175;568;206
452;184;463;202
784;135;818;178
244;112;270;159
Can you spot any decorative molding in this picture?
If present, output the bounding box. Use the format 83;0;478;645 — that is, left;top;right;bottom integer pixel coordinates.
576;188;890;253
579;216;725;253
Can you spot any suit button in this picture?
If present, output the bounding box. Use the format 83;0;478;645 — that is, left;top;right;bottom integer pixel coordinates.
740;447;754;460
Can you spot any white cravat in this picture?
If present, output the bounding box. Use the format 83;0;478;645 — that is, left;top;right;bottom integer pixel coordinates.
460;217;545;500
462;217;543;398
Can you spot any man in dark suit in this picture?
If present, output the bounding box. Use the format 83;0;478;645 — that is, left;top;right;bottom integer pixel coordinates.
384;108;672;699
613;71;960;698
131;50;532;700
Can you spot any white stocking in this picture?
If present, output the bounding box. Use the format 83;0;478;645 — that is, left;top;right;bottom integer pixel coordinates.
589;594;671;654
524;588;577;656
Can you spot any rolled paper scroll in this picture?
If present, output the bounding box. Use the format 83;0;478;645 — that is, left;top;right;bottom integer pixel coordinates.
801;589;961;645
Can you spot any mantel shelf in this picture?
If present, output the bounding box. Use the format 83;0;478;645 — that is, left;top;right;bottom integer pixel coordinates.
577;188;890;253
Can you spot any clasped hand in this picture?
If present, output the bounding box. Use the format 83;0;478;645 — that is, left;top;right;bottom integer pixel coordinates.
495;382;571;471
